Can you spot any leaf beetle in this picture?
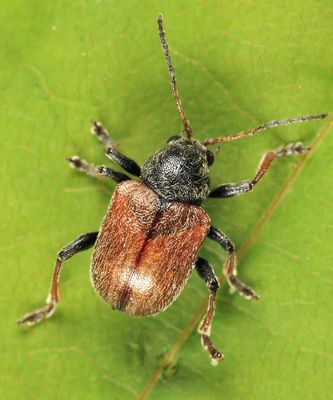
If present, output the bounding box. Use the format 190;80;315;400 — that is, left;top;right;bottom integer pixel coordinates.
18;14;327;365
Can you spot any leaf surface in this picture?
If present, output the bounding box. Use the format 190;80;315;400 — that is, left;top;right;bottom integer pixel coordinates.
1;1;332;399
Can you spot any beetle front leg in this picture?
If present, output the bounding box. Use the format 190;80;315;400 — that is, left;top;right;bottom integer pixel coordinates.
209;142;310;198
90;121;142;177
90;120;115;149
105;147;141;177
208;227;259;300
196;257;224;365
18;232;98;326
66;156;131;183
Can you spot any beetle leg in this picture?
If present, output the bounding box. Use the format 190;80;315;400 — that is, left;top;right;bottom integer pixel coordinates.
18;232;98;326
209;142;310;198
66;156;131;183
208;227;259;300
196;257;224;366
105;147;141;177
90;120;115;149
90;120;142;176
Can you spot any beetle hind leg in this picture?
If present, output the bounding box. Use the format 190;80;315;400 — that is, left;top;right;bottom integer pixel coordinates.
18;232;98;326
196;257;224;365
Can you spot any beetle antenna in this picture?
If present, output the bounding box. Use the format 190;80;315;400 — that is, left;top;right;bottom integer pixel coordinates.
157;14;193;139
202;113;328;146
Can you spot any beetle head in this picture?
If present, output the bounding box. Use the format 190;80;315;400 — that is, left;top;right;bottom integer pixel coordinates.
141;137;211;204
167;135;215;166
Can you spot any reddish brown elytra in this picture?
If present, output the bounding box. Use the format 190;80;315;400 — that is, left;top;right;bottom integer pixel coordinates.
92;180;210;316
18;14;327;365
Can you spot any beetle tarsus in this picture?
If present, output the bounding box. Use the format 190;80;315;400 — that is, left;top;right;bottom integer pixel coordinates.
66;155;98;177
228;275;259;300
90;120;115;149
275;142;310;157
201;335;224;366
18;302;56;326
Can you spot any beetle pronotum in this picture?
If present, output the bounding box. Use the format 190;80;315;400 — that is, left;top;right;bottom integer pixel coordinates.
18;14;327;365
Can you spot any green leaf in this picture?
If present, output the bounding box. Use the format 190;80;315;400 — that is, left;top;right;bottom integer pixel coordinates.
1;1;332;399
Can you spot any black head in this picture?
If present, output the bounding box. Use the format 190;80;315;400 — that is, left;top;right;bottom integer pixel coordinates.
140;137;213;204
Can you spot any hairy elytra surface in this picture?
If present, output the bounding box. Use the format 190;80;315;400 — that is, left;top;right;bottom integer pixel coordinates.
91;180;210;316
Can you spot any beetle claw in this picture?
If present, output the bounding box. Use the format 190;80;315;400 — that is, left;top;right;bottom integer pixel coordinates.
201;334;224;366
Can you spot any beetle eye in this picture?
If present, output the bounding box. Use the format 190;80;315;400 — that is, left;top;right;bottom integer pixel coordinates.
206;150;214;166
166;135;181;143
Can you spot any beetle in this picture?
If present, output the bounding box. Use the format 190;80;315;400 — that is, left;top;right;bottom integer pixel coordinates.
18;14;327;365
